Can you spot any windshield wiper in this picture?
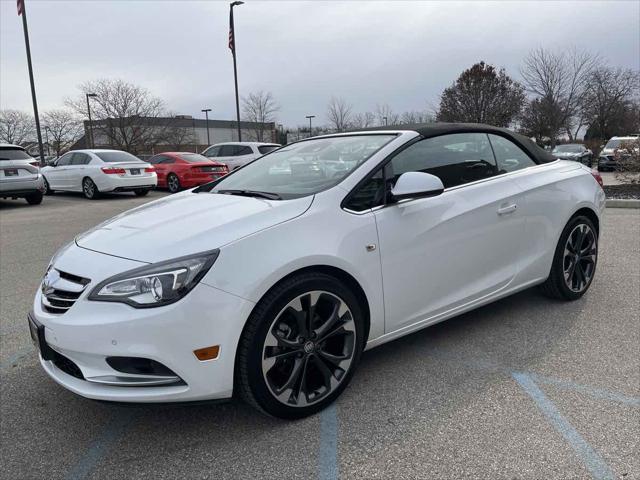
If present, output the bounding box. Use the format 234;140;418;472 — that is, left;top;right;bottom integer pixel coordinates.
216;189;282;200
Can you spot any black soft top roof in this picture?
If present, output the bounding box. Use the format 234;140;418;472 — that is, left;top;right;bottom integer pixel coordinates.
366;122;556;164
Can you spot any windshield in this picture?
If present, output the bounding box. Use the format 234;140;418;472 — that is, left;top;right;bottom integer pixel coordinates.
0;148;32;161
207;135;394;199
180;153;213;163
95;151;143;163
553;144;583;153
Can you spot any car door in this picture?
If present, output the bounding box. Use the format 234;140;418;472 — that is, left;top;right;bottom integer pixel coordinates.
217;145;240;170
149;155;169;185
67;152;91;191
45;152;73;189
369;133;527;333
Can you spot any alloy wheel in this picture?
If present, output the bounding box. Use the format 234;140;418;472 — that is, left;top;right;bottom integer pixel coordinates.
563;223;597;293
168;175;180;193
83;178;95;198
261;291;356;407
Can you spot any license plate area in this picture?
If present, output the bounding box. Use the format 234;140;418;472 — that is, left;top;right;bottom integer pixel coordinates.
28;314;55;361
4;169;18;177
129;168;140;175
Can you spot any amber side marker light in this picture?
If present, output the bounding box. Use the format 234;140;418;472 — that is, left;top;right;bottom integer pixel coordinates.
194;345;220;361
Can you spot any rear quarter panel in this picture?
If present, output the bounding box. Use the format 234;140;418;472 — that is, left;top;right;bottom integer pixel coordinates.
512;160;605;285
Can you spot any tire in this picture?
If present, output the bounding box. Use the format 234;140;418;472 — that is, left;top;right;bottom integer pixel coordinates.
25;191;43;205
236;272;365;419
167;174;181;193
43;177;54;195
134;189;149;197
540;215;598;301
82;177;100;200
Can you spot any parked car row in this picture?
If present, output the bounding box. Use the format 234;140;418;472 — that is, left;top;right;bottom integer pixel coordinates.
0;141;283;205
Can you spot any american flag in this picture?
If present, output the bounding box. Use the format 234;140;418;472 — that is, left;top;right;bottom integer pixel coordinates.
17;0;24;16
228;10;234;53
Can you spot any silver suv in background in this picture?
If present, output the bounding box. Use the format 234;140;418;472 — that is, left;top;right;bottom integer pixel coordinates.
0;144;45;205
202;142;281;170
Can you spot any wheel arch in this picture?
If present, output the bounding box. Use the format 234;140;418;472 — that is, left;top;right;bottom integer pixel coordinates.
243;264;371;349
570;206;600;235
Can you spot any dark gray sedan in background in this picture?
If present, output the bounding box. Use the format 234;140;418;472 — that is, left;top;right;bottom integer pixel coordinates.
552;144;593;166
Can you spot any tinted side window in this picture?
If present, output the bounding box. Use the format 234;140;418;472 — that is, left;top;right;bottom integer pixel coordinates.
56;153;72;166
344;169;385;212
489;134;537;173
219;145;237;156
203;146;220;157
71;153;89;165
389;133;497;189
149;155;165;164
237;146;253;155
162;157;176;164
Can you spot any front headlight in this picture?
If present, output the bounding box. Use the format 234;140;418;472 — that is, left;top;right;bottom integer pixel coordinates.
88;249;219;308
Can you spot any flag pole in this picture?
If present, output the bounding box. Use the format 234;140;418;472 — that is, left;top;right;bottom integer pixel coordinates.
19;0;45;166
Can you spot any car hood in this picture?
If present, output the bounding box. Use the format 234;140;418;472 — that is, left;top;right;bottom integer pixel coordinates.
76;191;313;263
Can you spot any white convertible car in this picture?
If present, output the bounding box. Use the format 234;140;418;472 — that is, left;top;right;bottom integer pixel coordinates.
30;124;605;418
41;149;157;199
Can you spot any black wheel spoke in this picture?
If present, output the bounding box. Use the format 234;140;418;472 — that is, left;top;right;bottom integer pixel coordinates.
275;357;305;395
314;302;341;339
312;355;334;388
317;349;349;366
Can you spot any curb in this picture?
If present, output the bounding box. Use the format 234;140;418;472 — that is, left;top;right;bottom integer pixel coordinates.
606;199;640;209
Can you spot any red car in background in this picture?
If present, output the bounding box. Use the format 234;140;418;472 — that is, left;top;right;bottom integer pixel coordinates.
148;152;228;193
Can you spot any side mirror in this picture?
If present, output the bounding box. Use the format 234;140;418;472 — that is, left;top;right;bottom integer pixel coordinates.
391;171;444;201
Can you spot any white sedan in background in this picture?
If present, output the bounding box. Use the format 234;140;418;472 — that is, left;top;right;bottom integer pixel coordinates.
202;142;281;170
30;125;604;419
41;150;157;199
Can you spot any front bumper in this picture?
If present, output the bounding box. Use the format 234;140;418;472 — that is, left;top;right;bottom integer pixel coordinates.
31;245;255;403
598;157;618;170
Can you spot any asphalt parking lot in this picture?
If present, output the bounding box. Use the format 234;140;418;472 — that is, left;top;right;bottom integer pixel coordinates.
1;192;639;480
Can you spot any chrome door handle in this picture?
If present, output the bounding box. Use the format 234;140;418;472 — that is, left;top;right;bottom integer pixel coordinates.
497;204;517;215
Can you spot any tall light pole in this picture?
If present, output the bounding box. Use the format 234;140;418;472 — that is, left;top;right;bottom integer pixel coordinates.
18;0;45;166
85;93;97;148
306;115;315;138
229;1;244;141
201;108;212;146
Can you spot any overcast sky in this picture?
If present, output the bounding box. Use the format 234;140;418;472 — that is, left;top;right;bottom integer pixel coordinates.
1;0;638;127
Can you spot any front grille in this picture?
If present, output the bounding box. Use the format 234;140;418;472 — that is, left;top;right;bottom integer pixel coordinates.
41;268;91;315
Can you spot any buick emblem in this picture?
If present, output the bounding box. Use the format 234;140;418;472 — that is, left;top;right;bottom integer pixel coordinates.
41;268;59;295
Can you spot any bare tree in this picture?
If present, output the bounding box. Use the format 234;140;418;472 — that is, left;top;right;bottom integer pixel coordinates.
437;62;525;127
0;110;35;144
350;111;376;129
399;110;434;124
521;47;599;141
241;90;279;141
326;97;353;132
66;78;166;154
41;109;83;157
158;119;196;151
581;67;640;141
375;104;400;126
